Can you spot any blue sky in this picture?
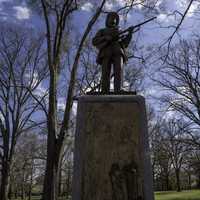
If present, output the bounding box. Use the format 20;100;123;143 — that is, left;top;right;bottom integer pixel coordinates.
1;0;200;118
1;0;199;47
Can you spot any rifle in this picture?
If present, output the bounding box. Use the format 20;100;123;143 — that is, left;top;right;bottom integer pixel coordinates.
96;16;156;50
118;16;157;37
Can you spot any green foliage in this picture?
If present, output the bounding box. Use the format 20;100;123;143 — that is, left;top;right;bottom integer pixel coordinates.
155;190;200;200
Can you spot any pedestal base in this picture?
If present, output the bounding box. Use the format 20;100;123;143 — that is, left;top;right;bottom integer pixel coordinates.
72;95;154;200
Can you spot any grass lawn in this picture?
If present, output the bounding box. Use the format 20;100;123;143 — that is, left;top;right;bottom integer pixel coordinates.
155;190;200;200
12;190;200;200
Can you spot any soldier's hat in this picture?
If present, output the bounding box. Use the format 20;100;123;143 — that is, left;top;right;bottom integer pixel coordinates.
106;12;120;27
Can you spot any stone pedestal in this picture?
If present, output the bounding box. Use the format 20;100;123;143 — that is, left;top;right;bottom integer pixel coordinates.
72;95;154;200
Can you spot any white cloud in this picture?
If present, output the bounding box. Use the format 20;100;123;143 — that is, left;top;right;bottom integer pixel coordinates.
34;83;47;97
25;72;47;98
157;13;167;22
105;2;114;10
176;0;200;17
164;110;176;119
58;98;66;111
157;13;175;23
72;102;77;115
119;13;132;21
81;2;93;12
187;1;200;17
57;98;77;114
14;6;30;20
25;72;39;88
116;0;125;7
104;0;141;11
123;80;130;89
156;0;164;7
0;112;4;122
135;3;143;10
104;0;125;11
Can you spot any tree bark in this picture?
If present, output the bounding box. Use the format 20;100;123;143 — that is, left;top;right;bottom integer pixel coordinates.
188;173;191;190
66;168;71;197
58;168;62;197
175;169;181;192
21;184;25;200
197;174;200;189
42;67;60;200
0;161;10;200
8;184;12;200
42;142;62;200
28;160;34;200
41;1;106;200
165;174;170;191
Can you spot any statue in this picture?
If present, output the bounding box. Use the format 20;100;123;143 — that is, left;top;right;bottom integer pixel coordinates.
92;12;156;94
92;12;132;94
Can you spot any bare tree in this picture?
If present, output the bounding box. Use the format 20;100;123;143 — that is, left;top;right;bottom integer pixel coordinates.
0;25;47;200
26;1;109;200
11;133;39;200
161;119;192;191
149;119;172;191
150;116;194;191
155;38;200;143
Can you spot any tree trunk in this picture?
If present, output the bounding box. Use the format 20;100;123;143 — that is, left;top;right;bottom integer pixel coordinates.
188;173;191;190
66;167;71;198
58;168;62;197
14;190;18;199
21;183;25;200
8;184;12;200
42;68;60;200
28;161;34;200
42;133;56;200
165;174;169;191
42;144;62;200
197;174;200;189
175;169;181;192
0;161;10;200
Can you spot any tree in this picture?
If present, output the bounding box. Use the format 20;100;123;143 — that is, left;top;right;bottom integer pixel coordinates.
150;119;172;191
11;133;39;200
0;25;47;200
161;119;191;191
27;1;108;200
156;38;200;143
150;116;194;191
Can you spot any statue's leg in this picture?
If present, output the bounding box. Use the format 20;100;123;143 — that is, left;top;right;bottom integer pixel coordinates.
102;58;112;94
113;56;122;93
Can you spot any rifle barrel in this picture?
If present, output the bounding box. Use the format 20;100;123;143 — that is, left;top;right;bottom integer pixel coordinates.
119;16;156;35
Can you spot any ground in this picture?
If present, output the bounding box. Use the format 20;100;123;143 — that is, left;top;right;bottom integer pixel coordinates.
12;190;200;200
155;190;200;200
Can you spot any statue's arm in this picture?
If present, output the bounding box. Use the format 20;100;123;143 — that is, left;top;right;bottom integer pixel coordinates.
92;30;104;48
120;32;132;48
92;29;112;49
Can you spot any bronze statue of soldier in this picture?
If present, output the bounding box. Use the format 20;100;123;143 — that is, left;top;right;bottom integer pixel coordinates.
92;12;133;94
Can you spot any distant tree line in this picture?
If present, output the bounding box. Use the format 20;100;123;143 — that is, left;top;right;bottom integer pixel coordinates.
150;37;200;192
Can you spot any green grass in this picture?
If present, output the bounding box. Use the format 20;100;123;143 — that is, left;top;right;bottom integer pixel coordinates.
12;191;200;200
155;190;200;200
